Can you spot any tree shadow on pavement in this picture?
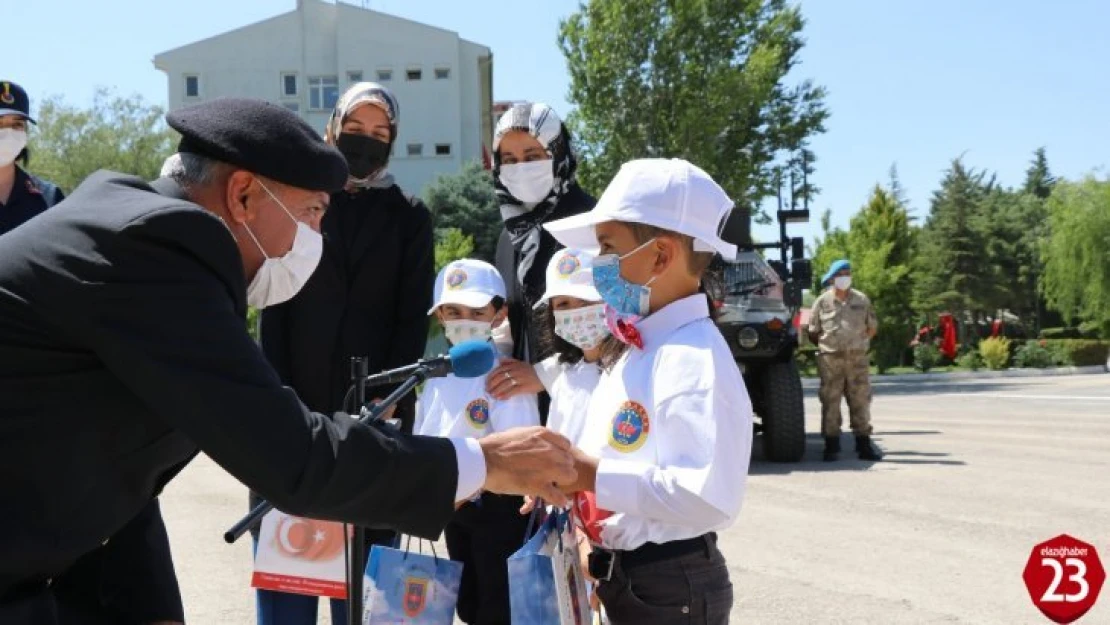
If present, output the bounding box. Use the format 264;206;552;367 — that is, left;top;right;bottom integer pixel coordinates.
748;432;966;475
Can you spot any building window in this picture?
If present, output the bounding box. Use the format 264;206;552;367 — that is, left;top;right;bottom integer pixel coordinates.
435;66;451;80
406;67;422;81
407;143;423;157
283;102;300;113
281;73;298;97
376;68;393;82
347;70;363;84
184;75;200;98
309;76;339;111
435;143;452;156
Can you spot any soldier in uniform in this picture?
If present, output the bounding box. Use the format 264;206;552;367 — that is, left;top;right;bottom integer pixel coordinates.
807;259;884;462
0;80;65;234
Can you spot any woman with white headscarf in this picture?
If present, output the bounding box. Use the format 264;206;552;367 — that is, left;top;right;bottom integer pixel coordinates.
255;82;434;625
487;103;596;421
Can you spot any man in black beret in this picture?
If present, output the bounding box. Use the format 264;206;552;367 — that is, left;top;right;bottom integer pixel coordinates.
0;97;578;624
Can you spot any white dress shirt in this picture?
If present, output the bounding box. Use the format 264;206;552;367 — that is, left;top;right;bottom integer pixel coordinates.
416;370;541;502
535;355;602;445
576;294;754;551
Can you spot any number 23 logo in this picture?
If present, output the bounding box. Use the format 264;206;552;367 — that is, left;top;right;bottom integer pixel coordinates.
1041;557;1089;603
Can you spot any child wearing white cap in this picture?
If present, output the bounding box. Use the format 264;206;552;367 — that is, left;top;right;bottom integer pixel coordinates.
543;158;753;625
487;248;607;445
414;258;540;625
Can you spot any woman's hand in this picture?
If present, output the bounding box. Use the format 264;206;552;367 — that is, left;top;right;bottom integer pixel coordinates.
486;358;544;400
369;397;396;421
520;495;538;515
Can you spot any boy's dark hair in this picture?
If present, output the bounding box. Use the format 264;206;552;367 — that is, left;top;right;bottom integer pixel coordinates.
535;303;586;365
490;296;506;312
596;224;724;369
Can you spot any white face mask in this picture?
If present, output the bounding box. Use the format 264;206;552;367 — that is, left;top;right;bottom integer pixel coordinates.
443;319;493;346
834;276;852;291
500;161;555;204
553;303;609;350
242;182;323;309
0;128;28;167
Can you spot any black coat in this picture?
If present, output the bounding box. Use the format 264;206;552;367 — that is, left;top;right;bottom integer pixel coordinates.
260;185;434;425
0;172;457;617
494;184;596;364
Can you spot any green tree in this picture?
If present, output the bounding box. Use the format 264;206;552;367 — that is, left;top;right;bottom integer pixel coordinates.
1041;175;1110;336
912;159;992;319
433;227;475;274
558;0;829;221
1023;147;1056;200
28;89;176;193
423;161;502;263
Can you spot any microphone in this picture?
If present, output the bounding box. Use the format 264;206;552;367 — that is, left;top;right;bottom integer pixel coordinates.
365;340;497;387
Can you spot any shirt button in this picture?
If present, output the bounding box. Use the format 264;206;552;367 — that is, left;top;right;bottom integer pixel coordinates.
45;578;53;587
102;538;110;546
681;606;690;614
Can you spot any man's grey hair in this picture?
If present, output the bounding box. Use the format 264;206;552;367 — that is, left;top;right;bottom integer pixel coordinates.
164;152;231;190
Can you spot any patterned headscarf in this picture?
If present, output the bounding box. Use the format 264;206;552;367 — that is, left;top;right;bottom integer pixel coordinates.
325;81;400;190
492;103;578;289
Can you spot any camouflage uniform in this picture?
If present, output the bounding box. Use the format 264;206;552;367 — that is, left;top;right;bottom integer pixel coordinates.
807;288;878;438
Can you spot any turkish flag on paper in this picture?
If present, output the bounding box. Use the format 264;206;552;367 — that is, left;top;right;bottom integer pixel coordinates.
251;511;351;599
573;491;613;545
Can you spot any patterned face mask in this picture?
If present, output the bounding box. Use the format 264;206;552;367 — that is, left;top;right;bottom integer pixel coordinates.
443;319;492;346
553;303;609;350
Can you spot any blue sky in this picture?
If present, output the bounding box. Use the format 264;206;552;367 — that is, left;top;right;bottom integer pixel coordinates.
9;0;1110;248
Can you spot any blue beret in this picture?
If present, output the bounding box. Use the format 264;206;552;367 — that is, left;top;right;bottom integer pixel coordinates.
821;259;851;286
167;97;348;192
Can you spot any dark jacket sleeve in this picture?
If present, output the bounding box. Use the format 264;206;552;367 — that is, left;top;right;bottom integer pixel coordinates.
260;302;293;384
68;210;459;539
385;198;434;369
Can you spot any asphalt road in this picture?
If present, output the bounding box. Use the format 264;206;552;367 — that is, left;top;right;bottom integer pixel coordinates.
160;373;1110;624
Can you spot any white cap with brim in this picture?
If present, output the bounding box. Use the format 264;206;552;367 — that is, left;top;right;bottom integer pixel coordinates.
544;158;738;261
533;248;603;309
428;258;507;315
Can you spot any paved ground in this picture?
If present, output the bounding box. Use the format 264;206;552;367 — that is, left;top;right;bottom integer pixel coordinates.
160;373;1110;624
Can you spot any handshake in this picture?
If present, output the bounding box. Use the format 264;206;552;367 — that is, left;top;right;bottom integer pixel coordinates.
475;427;595;507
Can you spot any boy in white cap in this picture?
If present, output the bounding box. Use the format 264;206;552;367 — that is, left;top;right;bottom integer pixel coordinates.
543;158;753;625
415;258;540;625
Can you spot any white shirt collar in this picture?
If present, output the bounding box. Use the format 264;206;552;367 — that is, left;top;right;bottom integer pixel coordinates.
635;293;709;350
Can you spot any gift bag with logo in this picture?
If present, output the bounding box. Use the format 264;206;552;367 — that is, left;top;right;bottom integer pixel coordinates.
508;509;592;625
251;510;349;599
362;537;462;625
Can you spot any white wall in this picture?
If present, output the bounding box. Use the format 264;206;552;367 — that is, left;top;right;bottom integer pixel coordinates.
154;0;491;197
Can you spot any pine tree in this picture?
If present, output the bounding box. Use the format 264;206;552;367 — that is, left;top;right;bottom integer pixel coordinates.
1023;147;1057;200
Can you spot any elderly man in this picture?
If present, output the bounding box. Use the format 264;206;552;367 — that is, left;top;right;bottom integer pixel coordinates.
0;98;576;624
807;259;883;462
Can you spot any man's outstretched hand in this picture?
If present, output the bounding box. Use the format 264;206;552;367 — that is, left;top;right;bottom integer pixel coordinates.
479;427;578;507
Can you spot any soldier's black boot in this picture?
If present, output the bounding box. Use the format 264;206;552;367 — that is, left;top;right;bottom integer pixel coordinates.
823;436;840;462
856;435;884;461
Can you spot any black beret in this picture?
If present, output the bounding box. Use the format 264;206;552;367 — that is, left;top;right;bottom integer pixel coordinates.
166;97;348;192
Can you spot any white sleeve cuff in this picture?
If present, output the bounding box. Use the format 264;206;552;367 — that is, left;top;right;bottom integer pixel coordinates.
595;457;651;517
449;437;487;503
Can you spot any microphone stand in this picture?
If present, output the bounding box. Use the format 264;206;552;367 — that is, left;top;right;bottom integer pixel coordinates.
222;360;430;552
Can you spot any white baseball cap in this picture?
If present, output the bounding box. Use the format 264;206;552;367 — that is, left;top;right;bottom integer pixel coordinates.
428;259;507;314
543;158;737;260
533;248;603;309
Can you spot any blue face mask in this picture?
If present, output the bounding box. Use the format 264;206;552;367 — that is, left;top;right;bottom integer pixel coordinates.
591;238;659;316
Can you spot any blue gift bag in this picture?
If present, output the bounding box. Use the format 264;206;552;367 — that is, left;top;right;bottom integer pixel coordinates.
508;509;592;625
362;538;462;625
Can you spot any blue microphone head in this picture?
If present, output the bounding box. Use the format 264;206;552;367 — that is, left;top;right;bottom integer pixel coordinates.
447;340;498;379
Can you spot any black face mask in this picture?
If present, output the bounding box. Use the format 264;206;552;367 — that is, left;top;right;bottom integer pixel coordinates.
336;133;391;179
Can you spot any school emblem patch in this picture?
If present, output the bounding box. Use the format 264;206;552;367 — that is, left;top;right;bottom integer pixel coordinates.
466;398;490;428
403;576;429;617
609;401;650;452
556;252;580;277
0;83;13;105
446;268;468;290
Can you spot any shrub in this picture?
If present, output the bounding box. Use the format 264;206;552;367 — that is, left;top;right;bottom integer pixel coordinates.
1040;339;1110;367
913;343;941;372
1013;341;1055;368
979;337;1012;370
1040;326;1099;340
1043;341;1074;366
957;350;983;371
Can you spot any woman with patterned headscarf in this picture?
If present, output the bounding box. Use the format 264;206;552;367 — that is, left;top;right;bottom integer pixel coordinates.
487;103;596;417
255;82;434;625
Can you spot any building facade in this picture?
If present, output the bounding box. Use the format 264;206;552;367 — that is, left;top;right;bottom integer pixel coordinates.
154;0;493;195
